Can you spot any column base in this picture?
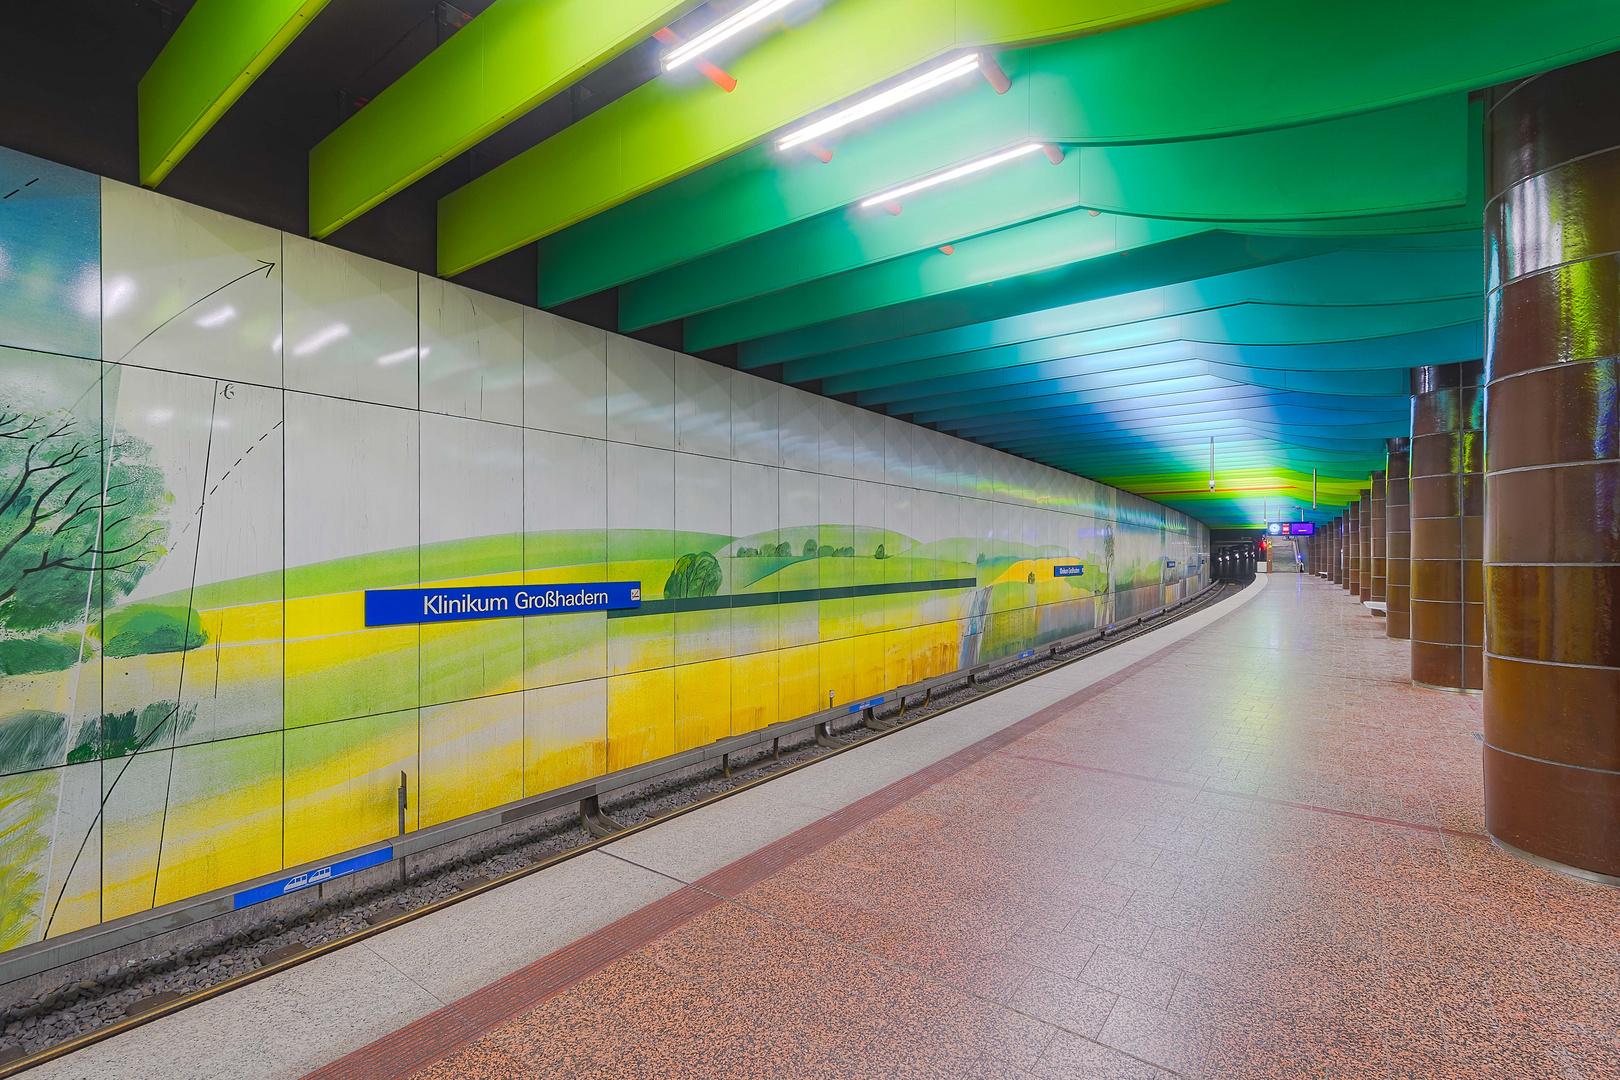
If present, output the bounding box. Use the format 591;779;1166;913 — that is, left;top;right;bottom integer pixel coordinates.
1490;835;1620;888
1412;680;1483;696
1484;743;1620;878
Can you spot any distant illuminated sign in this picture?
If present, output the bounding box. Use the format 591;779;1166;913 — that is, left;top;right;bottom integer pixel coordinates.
1268;522;1316;536
1053;565;1085;577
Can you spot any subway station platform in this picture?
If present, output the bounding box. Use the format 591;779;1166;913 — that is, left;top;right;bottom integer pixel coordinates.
33;575;1620;1080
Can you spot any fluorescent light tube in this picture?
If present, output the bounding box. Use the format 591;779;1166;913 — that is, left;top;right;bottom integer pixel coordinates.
663;0;803;71
859;142;1045;208
778;54;981;151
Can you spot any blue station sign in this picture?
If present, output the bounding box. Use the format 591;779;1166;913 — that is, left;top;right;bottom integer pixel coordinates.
365;582;642;627
1053;564;1085;578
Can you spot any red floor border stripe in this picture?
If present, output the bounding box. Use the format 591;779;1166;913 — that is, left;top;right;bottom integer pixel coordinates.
1001;753;1489;841
304;626;1212;1080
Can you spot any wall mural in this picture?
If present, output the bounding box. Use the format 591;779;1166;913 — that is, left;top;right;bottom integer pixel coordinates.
0;144;1208;952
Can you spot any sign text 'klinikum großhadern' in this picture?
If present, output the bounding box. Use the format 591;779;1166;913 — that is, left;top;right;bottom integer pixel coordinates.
364;582;641;627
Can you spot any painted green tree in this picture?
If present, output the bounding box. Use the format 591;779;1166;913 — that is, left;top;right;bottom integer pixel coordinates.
663;551;723;599
0;409;170;636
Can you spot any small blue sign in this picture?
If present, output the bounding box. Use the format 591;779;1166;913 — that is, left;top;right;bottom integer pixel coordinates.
234;846;395;910
1165;560;1177;569
1053;565;1084;578
1017;649;1036;660
846;695;886;714
365;582;641;627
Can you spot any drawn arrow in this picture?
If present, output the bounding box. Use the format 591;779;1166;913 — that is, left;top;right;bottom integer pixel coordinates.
113;260;276;366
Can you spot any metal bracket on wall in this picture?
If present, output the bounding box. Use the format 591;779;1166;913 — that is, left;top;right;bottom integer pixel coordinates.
814;721;839;749
578;795;626;839
863;706;895;733
722;738;782;779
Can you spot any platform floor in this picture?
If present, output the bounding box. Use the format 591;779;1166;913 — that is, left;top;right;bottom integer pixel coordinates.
38;576;1620;1079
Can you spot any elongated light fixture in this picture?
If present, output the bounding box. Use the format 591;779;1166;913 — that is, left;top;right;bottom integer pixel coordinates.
778;53;981;151
663;0;805;71
859;142;1044;208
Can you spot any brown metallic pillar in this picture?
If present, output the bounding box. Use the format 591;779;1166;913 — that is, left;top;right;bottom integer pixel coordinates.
1482;55;1620;879
1370;471;1387;606
1358;489;1372;603
1333;516;1344;585
1386;440;1412;640
1410;361;1485;692
1345;500;1359;594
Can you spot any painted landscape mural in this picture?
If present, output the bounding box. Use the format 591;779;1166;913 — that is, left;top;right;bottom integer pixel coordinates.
0;145;1207;951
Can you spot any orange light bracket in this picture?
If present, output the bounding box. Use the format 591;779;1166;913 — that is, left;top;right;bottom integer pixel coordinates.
981;53;1011;94
654;27;736;92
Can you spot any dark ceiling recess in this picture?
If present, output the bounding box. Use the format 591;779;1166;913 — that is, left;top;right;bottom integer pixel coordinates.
0;0;185;183
0;0;702;333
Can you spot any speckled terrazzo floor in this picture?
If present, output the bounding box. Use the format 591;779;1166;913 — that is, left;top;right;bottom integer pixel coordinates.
308;575;1620;1080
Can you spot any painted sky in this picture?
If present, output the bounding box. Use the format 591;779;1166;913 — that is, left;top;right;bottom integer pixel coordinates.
0;146;99;360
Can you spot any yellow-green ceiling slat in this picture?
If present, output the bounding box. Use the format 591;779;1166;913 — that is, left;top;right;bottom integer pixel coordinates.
436;0;1225;276
308;0;704;239
139;0;333;187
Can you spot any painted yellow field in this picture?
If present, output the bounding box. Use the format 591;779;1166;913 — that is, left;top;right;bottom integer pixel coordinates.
8;555;1121;944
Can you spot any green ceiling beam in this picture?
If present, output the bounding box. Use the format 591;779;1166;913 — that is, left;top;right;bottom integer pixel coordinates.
872;338;1460;413
824;297;1479;397
858;323;1480;409
1047;439;1381;472
1076;95;1465;221
309;0;700;238
138;0;332;187
1023;0;1619;143
537;48;1039;307
998;416;1406;447
619;152;1080;330
742;230;1474;366
1116;468;1365;497
908;365;1413;425
1056;433;1370;458
1095;455;1376;481
689;211;1215;351
945;395;1412;443
795;247;1478;385
964;391;1410;431
540;60;1465;307
436;0;1223;276
443;0;1614;278
955;398;1411;444
692;210;1472;355
619;94;1464;331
